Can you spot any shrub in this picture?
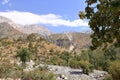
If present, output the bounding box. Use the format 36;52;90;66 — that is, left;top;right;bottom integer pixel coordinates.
60;51;72;65
108;60;120;80
79;60;93;74
69;59;81;69
104;74;113;80
23;68;55;80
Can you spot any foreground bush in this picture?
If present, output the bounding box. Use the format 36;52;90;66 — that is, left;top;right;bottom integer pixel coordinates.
108;60;120;80
23;68;55;80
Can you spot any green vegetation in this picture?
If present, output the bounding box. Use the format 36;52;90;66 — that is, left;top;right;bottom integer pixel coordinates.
0;7;120;79
79;0;120;50
79;0;120;79
79;45;120;78
16;48;31;68
0;59;55;80
108;60;120;80
22;68;55;80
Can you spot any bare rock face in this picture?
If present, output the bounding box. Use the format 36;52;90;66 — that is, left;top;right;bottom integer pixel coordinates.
16;24;52;35
0;22;23;39
50;32;91;52
0;16;52;39
0;16;12;23
0;16;19;28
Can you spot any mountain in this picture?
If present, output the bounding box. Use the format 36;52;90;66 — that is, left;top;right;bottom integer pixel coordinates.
0;16;12;23
0;16;91;52
0;16;19;29
50;32;91;52
16;24;52;35
0;22;23;39
0;16;52;36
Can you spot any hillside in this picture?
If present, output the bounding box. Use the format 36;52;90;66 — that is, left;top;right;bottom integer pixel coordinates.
0;16;52;36
16;24;52;35
50;32;91;52
0;16;91;52
0;34;64;63
0;22;23;39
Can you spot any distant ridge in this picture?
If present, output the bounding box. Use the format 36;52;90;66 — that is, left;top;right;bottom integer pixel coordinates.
0;16;53;38
50;32;91;52
0;22;23;39
16;24;52;35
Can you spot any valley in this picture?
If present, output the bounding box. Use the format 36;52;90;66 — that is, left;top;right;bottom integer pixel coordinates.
0;16;120;80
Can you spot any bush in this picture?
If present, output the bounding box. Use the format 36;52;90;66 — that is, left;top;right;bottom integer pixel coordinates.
69;59;81;69
23;68;55;80
104;74;113;80
79;60;93;74
108;60;120;80
60;51;72;65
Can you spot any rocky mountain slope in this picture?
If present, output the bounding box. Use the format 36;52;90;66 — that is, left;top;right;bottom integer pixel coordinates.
50;32;91;52
0;16;91;52
16;24;52;35
0;16;52;36
0;22;23;39
0;35;64;63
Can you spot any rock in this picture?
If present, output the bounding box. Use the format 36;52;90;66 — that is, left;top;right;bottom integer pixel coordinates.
64;76;68;80
60;74;65;79
80;74;96;80
89;70;108;80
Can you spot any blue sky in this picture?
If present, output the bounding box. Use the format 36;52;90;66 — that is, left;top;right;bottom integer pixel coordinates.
0;0;90;33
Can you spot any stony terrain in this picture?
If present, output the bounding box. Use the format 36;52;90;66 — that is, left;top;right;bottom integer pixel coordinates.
50;32;91;52
0;16;108;80
24;61;108;80
48;65;107;80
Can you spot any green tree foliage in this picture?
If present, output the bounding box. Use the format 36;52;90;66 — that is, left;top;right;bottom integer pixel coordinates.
104;46;118;61
79;0;120;49
69;59;81;69
16;48;31;68
79;50;90;61
79;60;92;74
60;51;72;65
16;48;31;79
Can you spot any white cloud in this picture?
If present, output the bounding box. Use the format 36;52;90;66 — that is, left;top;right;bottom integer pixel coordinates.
0;11;88;27
2;0;10;5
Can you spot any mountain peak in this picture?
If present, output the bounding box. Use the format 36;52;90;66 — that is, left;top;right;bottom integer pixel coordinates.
0;16;53;37
16;24;53;35
0;16;13;23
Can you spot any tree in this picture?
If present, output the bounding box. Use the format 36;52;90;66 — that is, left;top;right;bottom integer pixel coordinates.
79;0;120;50
16;48;31;68
79;60;92;74
60;51;72;66
16;48;31;79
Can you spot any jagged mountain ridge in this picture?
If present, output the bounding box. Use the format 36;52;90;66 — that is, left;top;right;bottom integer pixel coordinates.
50;32;91;52
0;16;91;51
0;16;52;36
16;24;52;35
0;22;23;39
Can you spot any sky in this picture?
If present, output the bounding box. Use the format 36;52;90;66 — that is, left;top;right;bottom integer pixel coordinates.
0;0;90;33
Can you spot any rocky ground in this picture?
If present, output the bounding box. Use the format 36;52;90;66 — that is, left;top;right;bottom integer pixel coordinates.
47;65;108;80
25;61;108;80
